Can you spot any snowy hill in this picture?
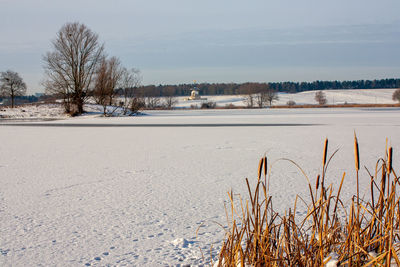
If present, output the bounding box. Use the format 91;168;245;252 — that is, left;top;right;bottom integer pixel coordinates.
0;89;398;120
175;88;398;108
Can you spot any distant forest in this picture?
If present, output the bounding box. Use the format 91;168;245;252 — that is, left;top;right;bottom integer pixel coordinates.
131;78;400;97
0;95;40;105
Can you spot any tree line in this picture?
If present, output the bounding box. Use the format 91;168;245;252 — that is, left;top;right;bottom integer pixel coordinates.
136;79;400;97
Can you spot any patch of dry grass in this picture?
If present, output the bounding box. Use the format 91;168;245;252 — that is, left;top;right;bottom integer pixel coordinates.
215;136;399;266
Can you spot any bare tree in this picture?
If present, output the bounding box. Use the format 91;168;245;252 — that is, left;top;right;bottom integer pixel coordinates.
120;68;142;115
250;84;278;108
239;83;256;107
163;86;178;109
93;58;109;114
265;89;279;106
392;88;400;103
105;57;123;106
143;85;161;109
43;22;104;114
93;56;123;116
315;91;327;105
0;70;27;108
244;94;254;108
146;97;161;109
255;92;267;108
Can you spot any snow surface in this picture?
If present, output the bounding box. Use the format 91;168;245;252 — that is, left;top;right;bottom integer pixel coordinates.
174;88;398;108
0;96;400;266
0;103;68;120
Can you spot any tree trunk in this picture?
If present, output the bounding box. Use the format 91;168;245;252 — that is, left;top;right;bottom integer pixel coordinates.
103;104;107;116
63;98;71;113
11;91;15;108
72;96;84;114
77;99;84;114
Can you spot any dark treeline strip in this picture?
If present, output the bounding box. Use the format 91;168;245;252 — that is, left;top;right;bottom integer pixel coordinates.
124;78;400;97
0;95;40;105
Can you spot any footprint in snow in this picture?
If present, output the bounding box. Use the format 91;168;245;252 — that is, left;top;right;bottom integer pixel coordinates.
0;248;10;255
171;238;195;248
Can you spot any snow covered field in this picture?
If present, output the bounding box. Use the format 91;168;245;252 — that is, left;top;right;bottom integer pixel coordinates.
1;106;400;266
174;88;398;108
0;88;397;121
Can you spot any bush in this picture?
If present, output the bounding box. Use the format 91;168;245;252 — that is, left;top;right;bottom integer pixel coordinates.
201;101;216;109
315;91;327;105
286;100;296;106
393;88;400;103
130;97;145;113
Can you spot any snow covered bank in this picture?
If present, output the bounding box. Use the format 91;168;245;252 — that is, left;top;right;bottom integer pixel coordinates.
0;104;68;120
0;88;397;121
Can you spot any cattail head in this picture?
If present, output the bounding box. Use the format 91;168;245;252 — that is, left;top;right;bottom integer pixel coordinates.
258;157;264;180
387;147;393;174
263;156;267;177
354;132;360;171
322;138;328;168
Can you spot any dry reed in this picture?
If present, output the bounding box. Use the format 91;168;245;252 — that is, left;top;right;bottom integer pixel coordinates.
215;137;399;266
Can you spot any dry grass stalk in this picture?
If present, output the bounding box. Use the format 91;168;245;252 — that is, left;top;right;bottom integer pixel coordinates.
215;137;399;266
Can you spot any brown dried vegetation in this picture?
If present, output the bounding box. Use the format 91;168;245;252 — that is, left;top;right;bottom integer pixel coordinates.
216;137;399;266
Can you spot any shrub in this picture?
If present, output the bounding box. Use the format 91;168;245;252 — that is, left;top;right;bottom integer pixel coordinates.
286;100;296;106
130;97;145;113
315;91;327;105
201;101;216;109
393;88;400;103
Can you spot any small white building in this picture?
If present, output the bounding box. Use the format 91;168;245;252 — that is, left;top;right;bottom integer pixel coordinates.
188;88;200;100
186;87;207;101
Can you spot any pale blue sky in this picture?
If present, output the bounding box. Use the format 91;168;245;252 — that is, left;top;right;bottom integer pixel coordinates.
1;0;400;93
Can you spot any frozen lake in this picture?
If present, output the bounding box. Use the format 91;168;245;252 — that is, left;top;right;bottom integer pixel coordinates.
1;108;400;266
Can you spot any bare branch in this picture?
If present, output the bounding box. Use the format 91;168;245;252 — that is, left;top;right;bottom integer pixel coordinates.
43;22;104;114
0;70;27;108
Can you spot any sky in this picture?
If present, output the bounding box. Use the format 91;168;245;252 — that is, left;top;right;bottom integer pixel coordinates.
1;0;400;94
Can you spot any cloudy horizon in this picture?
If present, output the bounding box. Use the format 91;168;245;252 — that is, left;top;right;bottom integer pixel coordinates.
1;0;400;94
